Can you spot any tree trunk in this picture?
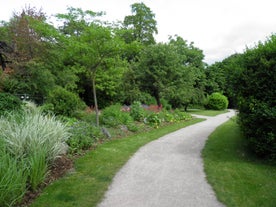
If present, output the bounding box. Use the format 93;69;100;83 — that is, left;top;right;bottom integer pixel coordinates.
184;104;188;112
92;76;99;127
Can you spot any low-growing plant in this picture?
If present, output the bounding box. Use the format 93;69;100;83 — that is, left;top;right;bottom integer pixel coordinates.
73;109;97;123
144;112;162;128
101;104;134;127
130;101;144;121
126;122;139;132
172;109;192;121
67;121;103;153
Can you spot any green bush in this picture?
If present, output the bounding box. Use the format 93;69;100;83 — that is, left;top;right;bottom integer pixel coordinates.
238;98;276;159
0;109;70;162
46;87;86;116
0;92;22;116
144;112;162;128
160;98;172;110
206;92;229;110
130;101;144;121
0;108;70;206
236;35;276;160
101;104;134;127
67;121;103;153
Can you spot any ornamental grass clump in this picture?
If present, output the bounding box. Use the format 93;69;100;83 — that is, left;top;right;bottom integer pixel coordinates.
0;107;70;206
0;108;70;162
0;140;27;207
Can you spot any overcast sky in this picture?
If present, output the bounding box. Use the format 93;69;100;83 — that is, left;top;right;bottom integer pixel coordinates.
1;0;276;64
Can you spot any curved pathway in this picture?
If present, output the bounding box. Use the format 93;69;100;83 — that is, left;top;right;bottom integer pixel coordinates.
98;110;236;207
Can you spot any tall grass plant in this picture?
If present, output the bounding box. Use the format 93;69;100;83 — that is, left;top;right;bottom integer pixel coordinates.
0;140;27;207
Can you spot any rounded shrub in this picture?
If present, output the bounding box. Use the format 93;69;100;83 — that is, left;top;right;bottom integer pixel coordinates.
46;87;86;116
0;92;22;116
101;104;133;127
206;92;229;110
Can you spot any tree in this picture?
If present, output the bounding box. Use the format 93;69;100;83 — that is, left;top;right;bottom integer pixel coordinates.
57;8;124;126
167;36;205;110
9;6;47;61
135;43;181;106
123;2;158;45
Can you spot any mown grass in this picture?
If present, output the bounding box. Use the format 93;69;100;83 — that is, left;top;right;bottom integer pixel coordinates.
30;118;204;207
202;117;276;207
187;109;229;116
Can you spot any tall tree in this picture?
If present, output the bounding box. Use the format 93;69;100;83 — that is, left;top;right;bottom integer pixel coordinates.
135;43;181;106
9;6;46;61
167;36;205;110
57;8;124;126
123;2;158;45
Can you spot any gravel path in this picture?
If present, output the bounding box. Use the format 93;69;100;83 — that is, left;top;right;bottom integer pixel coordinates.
98;110;236;207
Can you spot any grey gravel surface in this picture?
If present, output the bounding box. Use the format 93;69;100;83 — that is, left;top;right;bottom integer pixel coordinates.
98;110;236;207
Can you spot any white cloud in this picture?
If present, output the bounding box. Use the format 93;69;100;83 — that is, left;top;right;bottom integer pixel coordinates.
1;0;276;64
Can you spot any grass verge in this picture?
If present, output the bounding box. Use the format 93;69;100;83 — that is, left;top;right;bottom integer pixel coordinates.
202;117;276;207
187;109;228;116
30;118;204;207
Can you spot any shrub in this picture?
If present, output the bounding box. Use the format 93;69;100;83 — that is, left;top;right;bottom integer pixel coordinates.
206;92;229;110
0;92;22;116
160;98;172;110
236;35;276;160
0;109;70;163
46;87;86;116
144;112;162;128
67;121;103;153
238;98;276;159
130;101;144;121
101;104;134;127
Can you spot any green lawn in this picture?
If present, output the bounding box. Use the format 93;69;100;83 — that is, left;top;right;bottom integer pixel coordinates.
202;117;276;207
30;118;204;207
187;109;229;116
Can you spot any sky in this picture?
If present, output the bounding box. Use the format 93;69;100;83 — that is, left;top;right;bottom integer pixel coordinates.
1;0;276;64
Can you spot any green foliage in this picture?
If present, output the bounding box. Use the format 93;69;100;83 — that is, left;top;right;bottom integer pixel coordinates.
160;98;172;110
0;108;70;163
206;92;229;110
0;108;70;206
0;142;27;207
236;35;276;160
101;104;134;127
135;43;181;106
158;109;192;123
130;101;144;121
67;121;103;153
47;87;86;116
123;2;158;45
144;112;162;128
28;150;48;190
0;92;22;116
